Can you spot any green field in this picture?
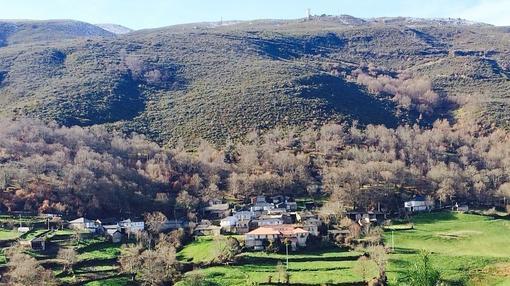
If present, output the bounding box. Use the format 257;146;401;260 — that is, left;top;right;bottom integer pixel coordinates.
178;246;364;285
0;229;21;241
385;212;510;285
177;236;217;263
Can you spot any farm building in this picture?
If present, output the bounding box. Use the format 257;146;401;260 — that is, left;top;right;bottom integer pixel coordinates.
193;223;221;236
69;217;101;232
404;196;434;212
19;236;47;251
118;219;144;233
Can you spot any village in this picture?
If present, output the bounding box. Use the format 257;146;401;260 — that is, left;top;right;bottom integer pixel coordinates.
0;190;508;286
0;194;468;254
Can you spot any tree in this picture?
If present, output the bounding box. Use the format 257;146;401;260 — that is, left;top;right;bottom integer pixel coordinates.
399;251;440;286
275;261;286;283
369;245;388;281
181;272;207;286
353;255;377;282
158;229;186;250
138;248;180;286
144;211;167;235
214;236;241;263
6;250;56;286
119;244;144;281
57;247;78;274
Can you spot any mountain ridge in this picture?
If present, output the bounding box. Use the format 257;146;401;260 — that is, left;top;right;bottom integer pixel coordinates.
0;16;509;145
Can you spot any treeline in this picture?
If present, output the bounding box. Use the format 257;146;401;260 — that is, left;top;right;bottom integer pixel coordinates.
0;118;509;217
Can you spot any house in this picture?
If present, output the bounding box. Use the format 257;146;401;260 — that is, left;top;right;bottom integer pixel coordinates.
68;217;100;232
17;226;31;233
285;201;298;211
118;219;144;233
327;229;351;243
204;202;230;219
255;216;284;227
404;196;434;212
245;227;280;250
193;221;221;236
220;216;238;230
346;211;386;223
251;196;268;205
31;237;47;250
270;195;286;204
300;217;322;236
251;202;275;212
233;211;255;221
101;224;124;243
161;219;189;231
453;203;469;212
235;219;251;234
110;230;123;243
245;225;309;251
220;215;252;234
19;236;47;251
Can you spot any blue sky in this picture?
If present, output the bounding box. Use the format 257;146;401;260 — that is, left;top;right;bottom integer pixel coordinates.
0;0;508;29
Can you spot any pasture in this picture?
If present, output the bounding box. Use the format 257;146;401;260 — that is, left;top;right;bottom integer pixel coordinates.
386;212;510;285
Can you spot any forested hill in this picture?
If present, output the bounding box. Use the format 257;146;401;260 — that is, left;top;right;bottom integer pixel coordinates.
0;16;510;145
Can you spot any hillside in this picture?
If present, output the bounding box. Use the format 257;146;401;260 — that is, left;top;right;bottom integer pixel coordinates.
0;19;114;47
0;16;509;144
95;23;133;34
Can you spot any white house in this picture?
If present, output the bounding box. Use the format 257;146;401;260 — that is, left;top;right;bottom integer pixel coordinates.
220;216;238;229
118;219;144;233
233;211;255;221
69;217;100;231
404;196;434;212
245;225;309;251
220;215;251;234
17;226;31;233
251;202;275;212
256;217;284;227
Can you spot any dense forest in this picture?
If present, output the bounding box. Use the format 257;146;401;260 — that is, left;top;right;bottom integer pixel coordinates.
0;117;508;218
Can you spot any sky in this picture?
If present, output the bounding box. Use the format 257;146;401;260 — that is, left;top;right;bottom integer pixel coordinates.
0;0;509;30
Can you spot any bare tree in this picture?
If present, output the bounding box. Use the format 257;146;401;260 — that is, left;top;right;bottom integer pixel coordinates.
6;250;56;286
353;255;377;282
119;244;144;281
369;245;388;281
144;211;167;235
57;247;78;273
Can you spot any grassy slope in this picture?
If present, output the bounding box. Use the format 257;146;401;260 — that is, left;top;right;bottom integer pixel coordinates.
385;212;510;285
0;229;20;241
178;246;363;285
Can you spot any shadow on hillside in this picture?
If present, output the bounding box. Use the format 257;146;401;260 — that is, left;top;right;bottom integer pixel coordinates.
76;258;117;268
242;255;360;265
391;247;420;255
298;74;399;128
